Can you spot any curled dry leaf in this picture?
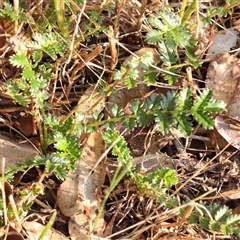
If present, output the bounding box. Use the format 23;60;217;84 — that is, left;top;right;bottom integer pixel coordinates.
107;47;160;109
205;53;240;149
0;133;38;174
22;221;68;240
205;53;240;118
215;114;240;149
57;132;107;239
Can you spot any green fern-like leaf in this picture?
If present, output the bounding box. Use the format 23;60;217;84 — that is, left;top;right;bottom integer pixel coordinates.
22;67;35;80
199;217;210;229
1;2;28;22
110;104;124;117
144;93;161;111
139;168;178;191
191;89;213;111
204;98;226;112
163;168;178;188
226;214;240;225
214;206;231;222
53;133;81;160
141;52;155;67
125;69;139;88
44;153;74;180
144;70;158;85
174;113;192;136
148;16;166;31
29;32;67;60
158;10;180;29
185;38;199;60
165;31;176;51
102;130;133;167
208;202;221;216
146;30;163;44
129;100;141;114
160;90;176;110
137;109;154;127
191;110;214;129
155;111;172;134
10;54;30;68
55;165;68;180
177;88;192;111
4;80;30;106
209;220;221;231
233;227;240;236
189;213;199;224
32;50;43;66
158;41;177;66
113;66;127;81
171;25;191;48
14;94;29;106
17;78;28;91
221;224;233;236
162;69;179;84
190;89;225;129
122;117;137;130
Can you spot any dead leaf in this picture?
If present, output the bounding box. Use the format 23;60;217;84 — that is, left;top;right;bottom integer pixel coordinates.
57;132;107;239
13;113;36;136
22;221;68;240
215;114;240;149
206;53;240;118
0;134;38;174
226;84;240;119
207;30;239;59
206;129;228;150
0;26;6;50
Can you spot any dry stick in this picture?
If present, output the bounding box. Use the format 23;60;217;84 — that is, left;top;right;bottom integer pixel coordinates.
107;0;125;83
0;159;8;226
34;198;52;210
107;26;118;84
13;0;19;34
50;60;60;104
65;45;103;97
138;0;147;30
63;0;86;75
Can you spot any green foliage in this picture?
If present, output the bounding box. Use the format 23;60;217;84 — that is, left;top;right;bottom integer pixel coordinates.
181;201;240;237
0;2;29;22
113;52;158;86
102;87;225;137
102;128;133;171
81;9;109;41
146;9;199;83
0;1;235;238
5;32;67;109
136;168;178;191
28;32;67;60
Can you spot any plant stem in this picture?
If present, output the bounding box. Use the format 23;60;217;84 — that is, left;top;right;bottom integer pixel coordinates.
93;164;130;231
